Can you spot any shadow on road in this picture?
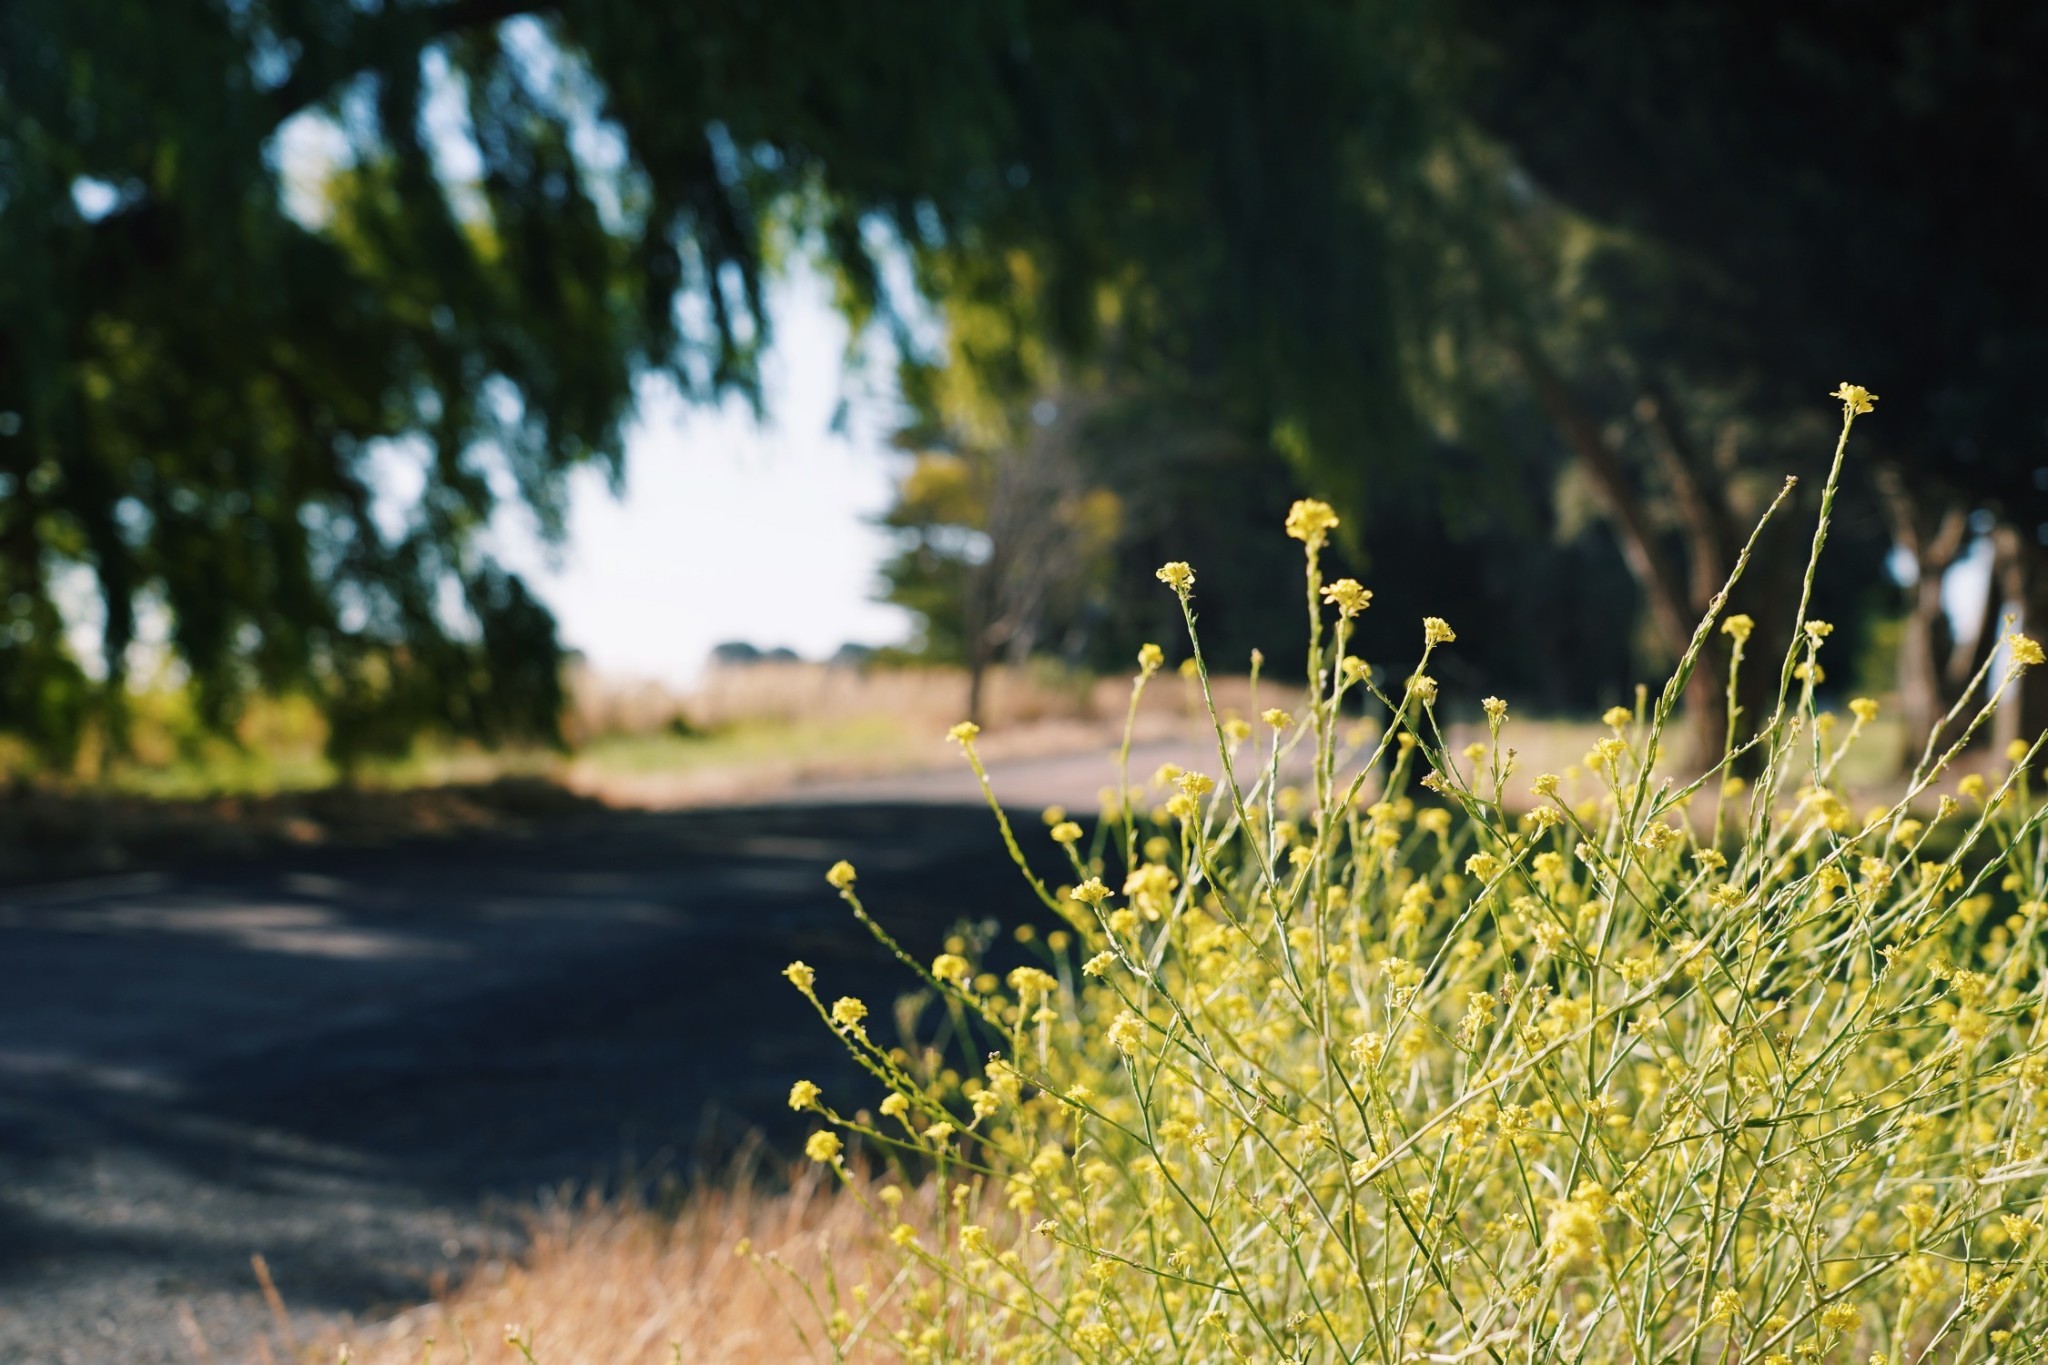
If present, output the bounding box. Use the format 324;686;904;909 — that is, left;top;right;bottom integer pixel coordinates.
0;801;1067;1362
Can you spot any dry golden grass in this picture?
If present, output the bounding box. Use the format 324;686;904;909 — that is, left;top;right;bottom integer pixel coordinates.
560;660;1296;808
326;1172;882;1365
574;658;1286;739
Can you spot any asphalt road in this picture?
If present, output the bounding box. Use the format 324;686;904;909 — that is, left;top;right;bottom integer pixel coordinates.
0;742;1203;1364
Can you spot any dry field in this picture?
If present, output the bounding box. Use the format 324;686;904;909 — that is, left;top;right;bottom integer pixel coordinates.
322;1173;884;1365
560;660;1302;808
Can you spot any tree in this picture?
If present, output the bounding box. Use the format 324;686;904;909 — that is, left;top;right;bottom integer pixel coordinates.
0;0;1463;763
879;252;1654;718
1456;0;2048;742
16;0;2030;776
879;410;1121;726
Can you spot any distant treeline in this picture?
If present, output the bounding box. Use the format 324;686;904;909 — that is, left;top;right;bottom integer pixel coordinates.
3;1;2040;766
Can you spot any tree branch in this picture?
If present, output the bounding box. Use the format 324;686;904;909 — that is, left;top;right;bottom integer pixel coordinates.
1513;340;1694;659
265;0;551;134
1637;379;1739;612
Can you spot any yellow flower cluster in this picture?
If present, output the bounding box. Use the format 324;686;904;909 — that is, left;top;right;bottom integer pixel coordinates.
1283;498;1339;548
777;446;2048;1365
1321;578;1372;617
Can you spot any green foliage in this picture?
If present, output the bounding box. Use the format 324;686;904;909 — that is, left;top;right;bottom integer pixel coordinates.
8;0;2039;764
1462;0;2048;517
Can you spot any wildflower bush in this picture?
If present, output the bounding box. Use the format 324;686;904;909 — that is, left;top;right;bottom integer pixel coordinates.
777;385;2048;1364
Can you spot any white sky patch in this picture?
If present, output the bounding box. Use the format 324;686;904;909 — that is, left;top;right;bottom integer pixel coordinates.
265;63;912;690
271;115;348;228
489;263;912;686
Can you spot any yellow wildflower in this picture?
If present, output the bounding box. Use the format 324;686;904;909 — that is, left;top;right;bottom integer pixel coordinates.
948;720;980;743
1544;1184;1607;1264
1849;696;1879;722
1321;578;1372;616
825;859;857;890
1721;613;1754;641
1155;561;1196;595
1423;616;1457;645
1123;863;1179;919
1901;1188;1937;1236
1284;499;1340;547
831;997;868;1029
788;1079;821;1110
2009;633;2046;668
1136;642;1164;674
1007;966;1057;996
1831;382;1877;414
805;1131;843;1163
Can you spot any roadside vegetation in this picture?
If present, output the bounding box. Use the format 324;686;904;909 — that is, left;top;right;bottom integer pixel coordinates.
333;392;2048;1362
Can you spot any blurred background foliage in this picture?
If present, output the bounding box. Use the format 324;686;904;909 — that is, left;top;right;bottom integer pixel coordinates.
1;0;2041;770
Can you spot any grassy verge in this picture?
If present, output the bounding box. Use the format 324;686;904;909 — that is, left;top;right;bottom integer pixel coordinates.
319;1172;888;1365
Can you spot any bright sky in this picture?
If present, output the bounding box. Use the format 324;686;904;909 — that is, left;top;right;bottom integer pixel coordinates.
492;265;913;687
268;53;912;691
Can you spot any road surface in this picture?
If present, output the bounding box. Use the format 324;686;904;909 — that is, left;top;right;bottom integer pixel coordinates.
0;741;1208;1363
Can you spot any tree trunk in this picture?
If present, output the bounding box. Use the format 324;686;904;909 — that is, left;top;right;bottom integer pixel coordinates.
1875;467;1972;756
961;550;1000;729
1992;528;2048;753
965;651;989;730
1636;385;1744;768
1516;347;1693;663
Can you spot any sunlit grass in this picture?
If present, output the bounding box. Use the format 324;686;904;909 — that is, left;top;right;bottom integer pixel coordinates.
20;707;923;805
572;715;918;779
320;1170;898;1365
